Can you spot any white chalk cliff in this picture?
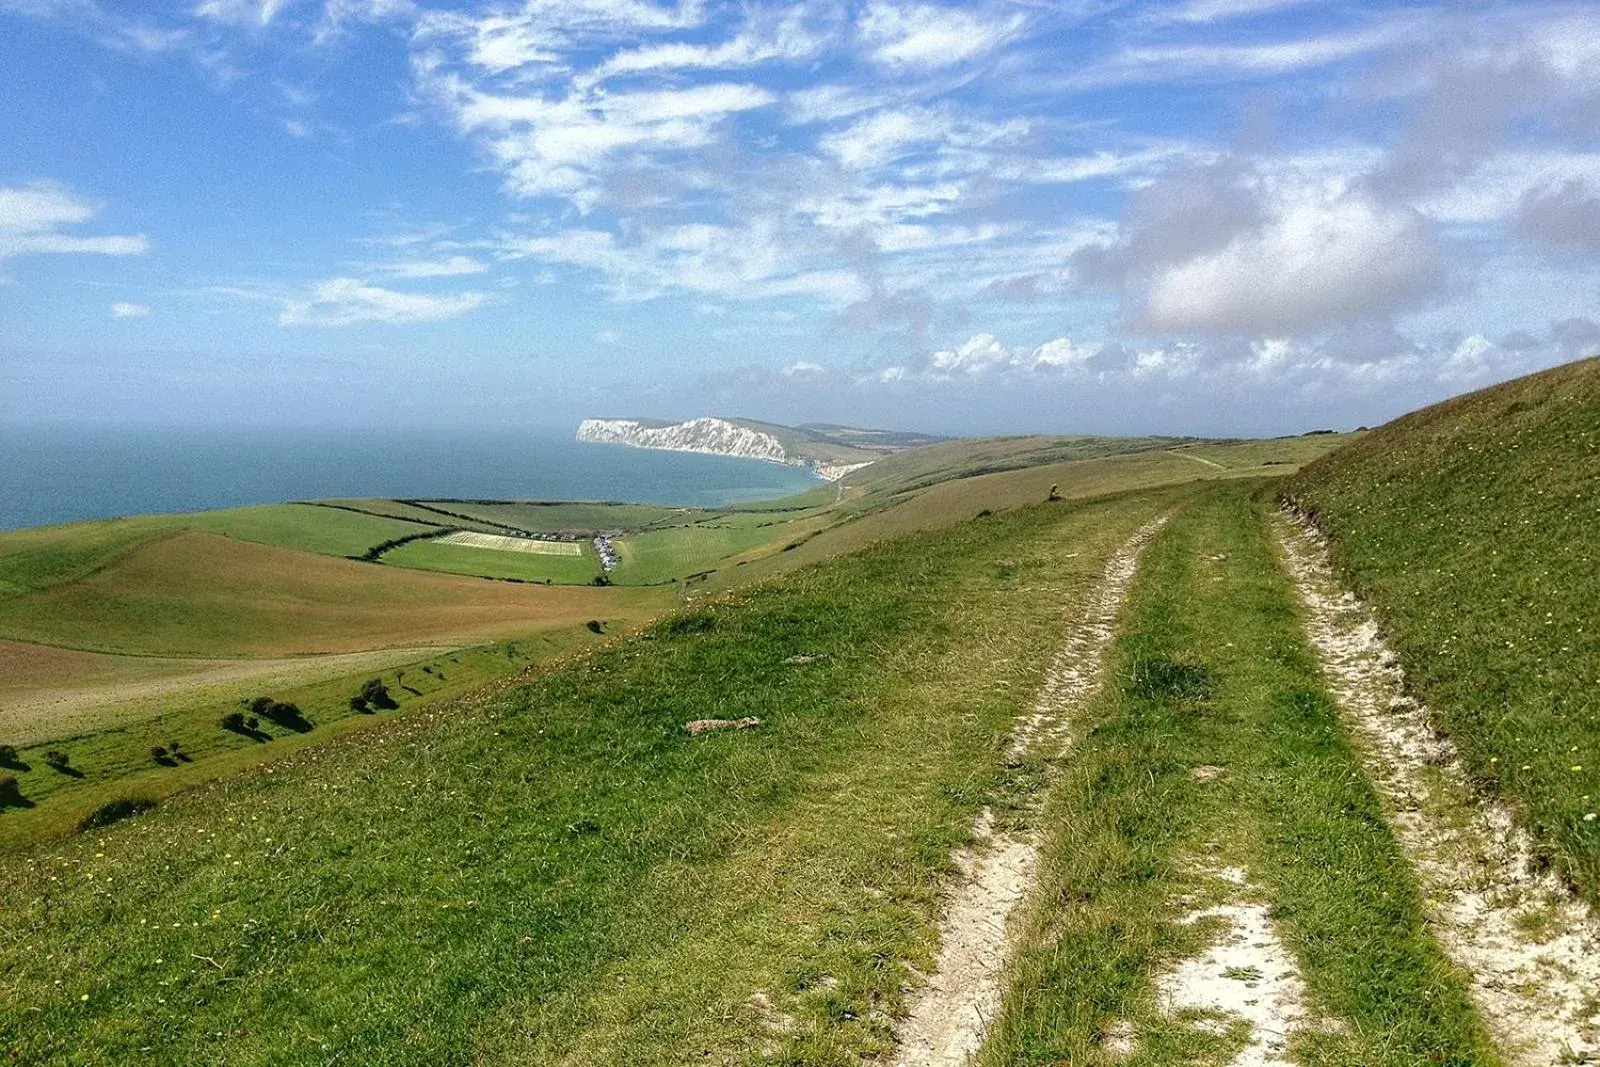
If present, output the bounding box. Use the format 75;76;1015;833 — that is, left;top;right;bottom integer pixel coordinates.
575;417;868;481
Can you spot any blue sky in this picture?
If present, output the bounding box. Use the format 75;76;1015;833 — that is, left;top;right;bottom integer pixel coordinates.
2;0;1598;436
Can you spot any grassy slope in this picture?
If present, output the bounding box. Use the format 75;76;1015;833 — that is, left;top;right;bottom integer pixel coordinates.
0;531;664;657
1284;356;1600;902
703;436;1351;596
0;507;435;604
0;489;1175;1065
981;485;1495;1067
0;627;609;849
838;433;1194;499
179;504;428;557
414;500;688;533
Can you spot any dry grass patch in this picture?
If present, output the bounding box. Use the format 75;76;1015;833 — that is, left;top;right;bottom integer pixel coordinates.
0;531;669;657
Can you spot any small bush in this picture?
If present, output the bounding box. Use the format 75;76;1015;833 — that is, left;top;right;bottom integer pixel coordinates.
0;775;23;806
249;696;274;716
349;696;369;713
220;711;248;731
976;509;993;518
357;678;396;710
586;620;605;634
78;797;156;832
590;574;612;586
245;716;259;731
151;745;168;760
260;701;312;732
44;749;70;768
0;744;20;767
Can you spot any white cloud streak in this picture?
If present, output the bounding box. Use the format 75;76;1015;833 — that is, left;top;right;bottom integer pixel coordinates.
278;277;488;326
0;181;148;259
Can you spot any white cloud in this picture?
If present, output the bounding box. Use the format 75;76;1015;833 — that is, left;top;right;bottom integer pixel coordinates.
427;71;776;205
194;0;291;26
585;8;826;84
110;301;150;318
858;2;1024;70
278;277;488;326
783;360;825;378
1421;152;1600;225
501;223;865;304
785;84;896;125
1140;183;1443;334
818;106;1025;171
415;0;706;75
1156;0;1318;24
370;254;490;278
1074;21;1418;88
0;181;148;259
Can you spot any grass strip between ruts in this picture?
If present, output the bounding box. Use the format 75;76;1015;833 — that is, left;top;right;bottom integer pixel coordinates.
980;484;1500;1067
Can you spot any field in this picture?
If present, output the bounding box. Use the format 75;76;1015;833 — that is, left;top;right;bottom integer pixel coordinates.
0;487;1180;1064
0;531;655;657
435;532;583;554
2;373;1594;1064
384;538;603;585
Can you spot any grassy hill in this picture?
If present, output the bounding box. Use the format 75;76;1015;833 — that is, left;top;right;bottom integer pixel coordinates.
0;431;1347;853
1284;356;1600;901
1;378;1594;1062
0;486;1182;1064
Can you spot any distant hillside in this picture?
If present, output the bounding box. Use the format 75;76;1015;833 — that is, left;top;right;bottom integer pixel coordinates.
1285;355;1600;902
575;416;944;480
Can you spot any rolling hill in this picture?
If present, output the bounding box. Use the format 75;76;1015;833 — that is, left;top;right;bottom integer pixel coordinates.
3;367;1596;1065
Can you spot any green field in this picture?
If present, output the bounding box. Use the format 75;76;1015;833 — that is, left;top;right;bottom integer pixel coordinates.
609;518;825;584
411;500;690;533
0;488;1174;1064
0;506;436;603
2;375;1594;1064
1285;356;1600;902
0;627;603;849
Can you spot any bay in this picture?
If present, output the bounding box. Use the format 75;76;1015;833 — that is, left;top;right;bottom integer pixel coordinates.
0;425;823;530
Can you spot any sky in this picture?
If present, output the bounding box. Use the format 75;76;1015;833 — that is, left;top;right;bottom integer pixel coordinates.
1;0;1598;437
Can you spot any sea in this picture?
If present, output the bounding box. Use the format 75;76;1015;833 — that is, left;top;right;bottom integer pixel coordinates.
0;425;824;531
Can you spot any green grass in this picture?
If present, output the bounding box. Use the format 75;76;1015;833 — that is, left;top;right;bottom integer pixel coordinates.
0;488;1174;1065
181;504;432;558
412;500;691;533
0;627;602;850
609;520;811;584
980;485;1497;1067
0;516;172;600
0;531;656;657
0;506;438;606
1284;356;1600;904
382;538;603;584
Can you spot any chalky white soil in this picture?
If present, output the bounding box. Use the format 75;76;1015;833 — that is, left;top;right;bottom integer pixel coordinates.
891;516;1169;1067
1278;514;1600;1065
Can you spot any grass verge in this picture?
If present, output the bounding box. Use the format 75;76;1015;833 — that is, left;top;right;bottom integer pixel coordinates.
1283;356;1600;903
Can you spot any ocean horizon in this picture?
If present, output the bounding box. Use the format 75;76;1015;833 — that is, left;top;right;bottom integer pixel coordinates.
0;425;823;531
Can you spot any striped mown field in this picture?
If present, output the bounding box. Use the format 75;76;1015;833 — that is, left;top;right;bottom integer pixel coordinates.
435;531;585;555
